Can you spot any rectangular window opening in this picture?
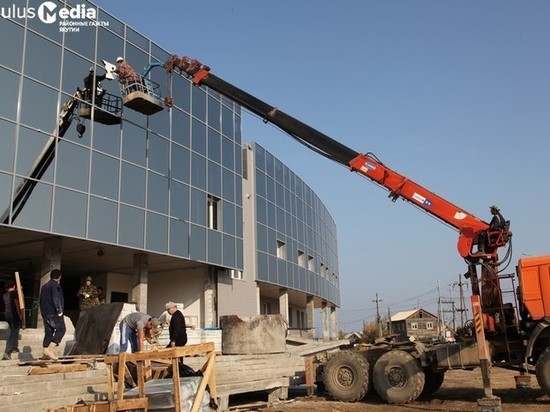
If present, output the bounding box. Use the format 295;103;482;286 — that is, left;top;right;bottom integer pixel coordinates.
277;240;286;259
207;195;220;230
298;250;305;267
308;255;314;271
230;269;243;280
262;302;272;314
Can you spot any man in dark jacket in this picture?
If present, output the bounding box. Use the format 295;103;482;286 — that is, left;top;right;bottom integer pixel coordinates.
2;280;23;360
39;269;66;360
165;301;187;347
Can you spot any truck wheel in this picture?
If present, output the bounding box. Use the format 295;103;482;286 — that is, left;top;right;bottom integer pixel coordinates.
536;346;550;395
323;351;370;402
373;350;425;404
419;369;445;398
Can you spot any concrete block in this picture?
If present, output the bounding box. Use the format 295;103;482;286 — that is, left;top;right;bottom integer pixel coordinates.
221;314;287;355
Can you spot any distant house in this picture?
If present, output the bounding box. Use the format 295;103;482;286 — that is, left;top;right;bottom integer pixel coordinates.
390;309;450;342
344;331;362;344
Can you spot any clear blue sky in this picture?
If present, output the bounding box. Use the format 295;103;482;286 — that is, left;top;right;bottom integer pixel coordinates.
92;0;550;332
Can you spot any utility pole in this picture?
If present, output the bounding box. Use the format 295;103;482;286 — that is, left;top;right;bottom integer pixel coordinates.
387;306;392;334
437;280;443;339
454;274;468;328
373;293;383;337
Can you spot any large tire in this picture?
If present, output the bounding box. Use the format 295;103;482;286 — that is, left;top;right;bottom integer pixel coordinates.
373;350;425;404
536;346;550;395
419;369;445;398
323;351;370;402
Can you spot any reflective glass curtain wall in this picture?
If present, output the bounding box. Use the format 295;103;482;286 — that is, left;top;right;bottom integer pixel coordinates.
253;144;340;306
0;0;243;270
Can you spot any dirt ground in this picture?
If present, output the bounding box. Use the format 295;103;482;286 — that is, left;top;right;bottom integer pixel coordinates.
261;367;549;412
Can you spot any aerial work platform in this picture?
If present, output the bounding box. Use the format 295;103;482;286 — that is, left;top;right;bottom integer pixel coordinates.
79;91;122;125
120;76;165;115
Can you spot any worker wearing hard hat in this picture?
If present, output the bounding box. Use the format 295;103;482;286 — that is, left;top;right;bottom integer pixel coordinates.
83;66;107;105
477;205;506;254
115;56;139;86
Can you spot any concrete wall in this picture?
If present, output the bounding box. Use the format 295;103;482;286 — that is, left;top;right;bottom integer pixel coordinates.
105;271;132;304
146;267;207;326
217;269;259;318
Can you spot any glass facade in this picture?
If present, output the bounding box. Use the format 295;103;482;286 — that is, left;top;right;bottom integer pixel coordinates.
253;143;340;306
0;1;243;269
0;1;340;308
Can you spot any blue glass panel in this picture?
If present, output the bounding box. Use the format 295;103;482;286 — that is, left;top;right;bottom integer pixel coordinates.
189;224;206;261
207;229;222;265
0;68;19;121
119;204;144;248
147;172;168;214
146;212;168;253
52;187;86;237
88;196;117;243
222;234;236;268
169;218;189;257
0;120;16;173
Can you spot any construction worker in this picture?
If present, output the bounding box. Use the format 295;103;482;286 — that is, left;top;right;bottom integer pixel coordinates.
477;205;506;254
83;67;106;105
119;312;159;353
39;270;66;360
164;302;187;348
115;57;140;92
2;280;23;360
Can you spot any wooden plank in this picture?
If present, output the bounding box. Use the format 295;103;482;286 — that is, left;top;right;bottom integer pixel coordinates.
192;351;216;411
104;342;215;365
29;363;87;375
18;358;98;367
111;397;148;411
136;361;145;398
14;271;25;329
172;357;181;412
106;362;115;401
117;352;126;401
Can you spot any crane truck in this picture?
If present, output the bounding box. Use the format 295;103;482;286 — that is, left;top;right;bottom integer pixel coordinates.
97;54;549;410
149;55;550;410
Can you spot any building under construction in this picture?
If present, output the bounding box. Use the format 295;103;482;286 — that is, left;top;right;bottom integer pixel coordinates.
0;1;340;341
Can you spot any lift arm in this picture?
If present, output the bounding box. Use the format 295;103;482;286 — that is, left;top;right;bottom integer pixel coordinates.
164;55;490;260
1;91;82;224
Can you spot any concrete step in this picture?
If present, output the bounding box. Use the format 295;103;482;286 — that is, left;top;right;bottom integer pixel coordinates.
0;368;106;390
0;363;108;411
0;392;104;412
0;380;109;404
1;327;76;361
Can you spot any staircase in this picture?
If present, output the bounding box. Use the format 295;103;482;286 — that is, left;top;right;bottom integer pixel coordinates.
0;359;108;412
0;318;75;361
0;321;109;411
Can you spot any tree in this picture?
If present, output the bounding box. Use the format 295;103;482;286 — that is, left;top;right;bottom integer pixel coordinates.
361;320;379;343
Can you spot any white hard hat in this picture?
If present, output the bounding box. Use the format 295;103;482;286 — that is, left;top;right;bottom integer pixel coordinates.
116;56;124;62
89;66;94;72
